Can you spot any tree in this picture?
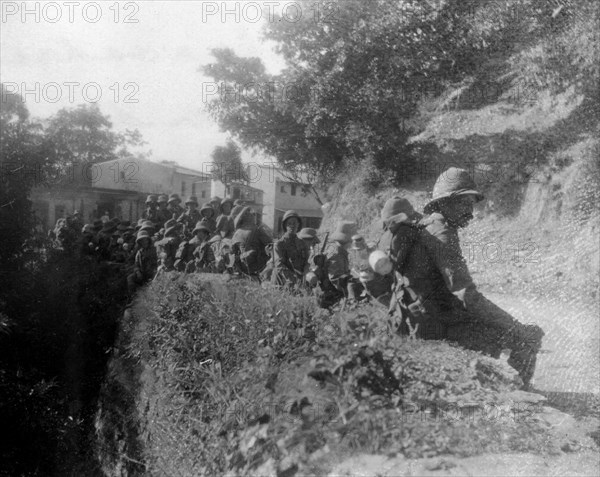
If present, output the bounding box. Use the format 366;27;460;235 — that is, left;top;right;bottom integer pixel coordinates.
44;104;149;182
1;84;56;269
202;0;578;184
210;139;248;186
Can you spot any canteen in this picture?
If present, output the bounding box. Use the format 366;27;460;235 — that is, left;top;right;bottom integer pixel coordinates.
305;271;319;287
369;250;393;275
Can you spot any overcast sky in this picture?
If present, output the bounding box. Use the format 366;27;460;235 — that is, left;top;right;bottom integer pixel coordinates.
1;1;289;169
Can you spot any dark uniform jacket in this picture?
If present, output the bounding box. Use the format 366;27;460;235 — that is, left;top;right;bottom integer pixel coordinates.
271;232;309;285
134;246;157;280
231;226;271;274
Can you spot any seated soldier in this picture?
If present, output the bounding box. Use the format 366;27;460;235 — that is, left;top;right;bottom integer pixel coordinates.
231;207;271;276
271;210;310;288
167;194;184;220
315;221;357;307
127;230;158;298
215;199;235;239
199;203;217;236
177;196;201;238
154;219;181;272
188;224;215;273
385;168;544;388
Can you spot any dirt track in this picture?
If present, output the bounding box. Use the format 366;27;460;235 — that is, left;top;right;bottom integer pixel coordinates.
487;293;599;396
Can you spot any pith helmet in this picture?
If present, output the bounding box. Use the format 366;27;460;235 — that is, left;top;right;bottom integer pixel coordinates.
209;196;222;205
185;196;199;206
424;167;484;214
136;230;152;244
298;228;320;243
381;196;421;227
140;220;155;232
82;224;94;234
219;198;233;213
157;194;169;204
281;210;302;231
230;205;244;222
233;199;245;206
168;193;182;204
192;222;211;235
331;221;357;244
145;194;158;204
200;204;215;218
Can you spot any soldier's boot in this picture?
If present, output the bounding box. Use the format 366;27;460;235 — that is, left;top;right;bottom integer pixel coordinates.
507;324;544;389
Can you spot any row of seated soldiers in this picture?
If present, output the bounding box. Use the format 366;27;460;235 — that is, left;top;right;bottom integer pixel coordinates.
50;196;372;307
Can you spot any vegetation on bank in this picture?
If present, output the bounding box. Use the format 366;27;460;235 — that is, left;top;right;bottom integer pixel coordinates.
99;274;563;476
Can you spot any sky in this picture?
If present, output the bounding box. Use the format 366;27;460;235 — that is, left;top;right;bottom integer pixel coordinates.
1;0;289;169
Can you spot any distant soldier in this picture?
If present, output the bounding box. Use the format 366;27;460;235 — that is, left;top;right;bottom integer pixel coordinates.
271;210;310;288
127;230;158;298
70;210;84;233
177;196;201;236
209;196;222;216
215;198;235;239
189;223;215;273
80;224;97;257
390;168;544;388
167;193;184;220
199;203;217;235
155;219;181;272
155;194;171;229
96;220;118;260
100;210;110;224
142;194;159;223
231;207;272;276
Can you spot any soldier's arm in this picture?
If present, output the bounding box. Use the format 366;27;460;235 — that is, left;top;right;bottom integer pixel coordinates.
422;224;477;305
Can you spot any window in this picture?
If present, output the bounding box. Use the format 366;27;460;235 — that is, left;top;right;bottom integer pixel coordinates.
201;191;206;198
181;181;186;196
280;185;285;193
291;184;297;196
120;171;125;182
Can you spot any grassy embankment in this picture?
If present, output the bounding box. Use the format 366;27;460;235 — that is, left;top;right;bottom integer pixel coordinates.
98;273;572;476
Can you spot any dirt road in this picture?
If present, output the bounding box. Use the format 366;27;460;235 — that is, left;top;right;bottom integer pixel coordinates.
487;292;599;396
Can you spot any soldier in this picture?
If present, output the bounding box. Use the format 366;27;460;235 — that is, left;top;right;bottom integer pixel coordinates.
390;168;544;388
154;219;181;272
231;206;272;276
80;224;97;257
199;203;217;235
71;210;84;233
167;193;184;220
325;222;356;291
127;230;158;298
209;196;222;216
177;196;201;237
155;194;171;229
96;220;117;260
215;198;234;239
271;210;310;288
142;195;159;222
189;223;215;273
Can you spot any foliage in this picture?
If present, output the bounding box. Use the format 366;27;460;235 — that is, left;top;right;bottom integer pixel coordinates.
202;0;594;184
210;139;248;185
0;85;56;270
114;275;555;476
44;104;149;180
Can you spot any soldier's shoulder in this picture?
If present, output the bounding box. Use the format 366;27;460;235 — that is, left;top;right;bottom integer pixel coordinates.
420;213;450;236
